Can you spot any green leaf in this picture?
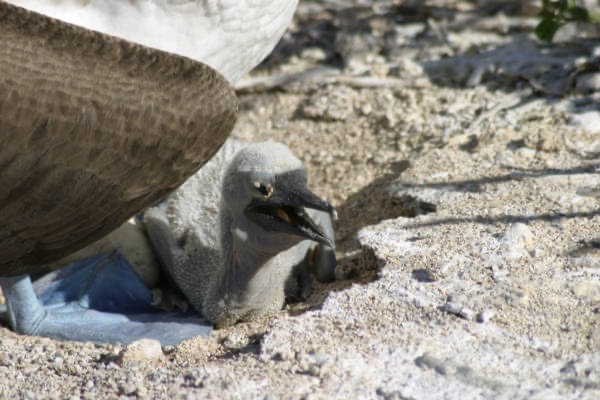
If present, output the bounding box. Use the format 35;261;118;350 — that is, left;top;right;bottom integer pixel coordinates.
589;12;600;23
535;18;562;41
567;6;590;22
557;0;569;12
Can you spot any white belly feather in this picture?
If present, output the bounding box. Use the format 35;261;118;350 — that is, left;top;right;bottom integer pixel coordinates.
7;0;299;83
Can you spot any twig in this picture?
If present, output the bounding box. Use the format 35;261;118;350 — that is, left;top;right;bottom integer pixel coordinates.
236;67;430;93
235;67;340;93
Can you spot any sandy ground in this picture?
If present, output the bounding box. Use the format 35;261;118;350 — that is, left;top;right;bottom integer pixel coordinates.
1;1;599;399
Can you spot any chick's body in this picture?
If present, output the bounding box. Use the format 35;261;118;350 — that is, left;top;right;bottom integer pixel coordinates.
149;139;333;327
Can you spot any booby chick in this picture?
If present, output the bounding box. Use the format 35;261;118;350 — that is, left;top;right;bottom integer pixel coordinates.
144;139;336;328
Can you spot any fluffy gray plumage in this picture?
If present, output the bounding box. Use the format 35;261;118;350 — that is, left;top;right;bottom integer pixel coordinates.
145;139;335;328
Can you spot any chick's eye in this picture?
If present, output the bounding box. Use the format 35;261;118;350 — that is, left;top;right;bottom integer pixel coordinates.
253;181;273;197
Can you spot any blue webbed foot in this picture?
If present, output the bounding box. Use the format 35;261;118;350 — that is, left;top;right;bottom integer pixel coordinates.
0;253;211;346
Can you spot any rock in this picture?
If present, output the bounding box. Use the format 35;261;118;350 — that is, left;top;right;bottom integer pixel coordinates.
53;357;64;369
300;47;327;63
221;331;250;350
443;299;475;321
571;111;600;135
572;281;600;301
476;309;496;323
501;223;534;259
118;339;163;366
575;73;600;94
425;255;465;281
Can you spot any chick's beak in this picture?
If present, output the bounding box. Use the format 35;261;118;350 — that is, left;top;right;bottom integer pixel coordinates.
245;172;335;247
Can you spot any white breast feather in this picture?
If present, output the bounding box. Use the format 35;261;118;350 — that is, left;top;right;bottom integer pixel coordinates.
7;0;299;83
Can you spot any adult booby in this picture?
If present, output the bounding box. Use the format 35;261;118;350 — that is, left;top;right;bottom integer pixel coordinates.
145;140;336;329
0;1;239;344
1;1;333;345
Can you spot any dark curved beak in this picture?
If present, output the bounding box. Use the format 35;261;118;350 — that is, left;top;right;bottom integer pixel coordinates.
245;171;336;247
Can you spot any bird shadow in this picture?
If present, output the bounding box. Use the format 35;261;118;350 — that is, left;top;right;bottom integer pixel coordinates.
291;159;435;310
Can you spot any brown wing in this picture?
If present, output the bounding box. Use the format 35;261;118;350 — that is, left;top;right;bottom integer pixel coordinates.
0;2;237;275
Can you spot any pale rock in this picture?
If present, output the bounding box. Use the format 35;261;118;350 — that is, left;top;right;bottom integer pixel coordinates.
118;339;163;366
572;281;600;301
501;223;534;259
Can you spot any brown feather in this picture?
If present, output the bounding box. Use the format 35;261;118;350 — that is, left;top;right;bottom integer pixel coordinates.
0;2;238;275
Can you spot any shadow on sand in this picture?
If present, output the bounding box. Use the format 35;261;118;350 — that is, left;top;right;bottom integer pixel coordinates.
303;159;599;309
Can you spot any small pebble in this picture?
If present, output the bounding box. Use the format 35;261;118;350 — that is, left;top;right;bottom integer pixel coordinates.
501;223;534;259
443;301;475;321
575;72;600;94
118;339;164;366
572;281;599;300
458;307;475;321
476;309;496;323
300;47;327;63
222;331;249;350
